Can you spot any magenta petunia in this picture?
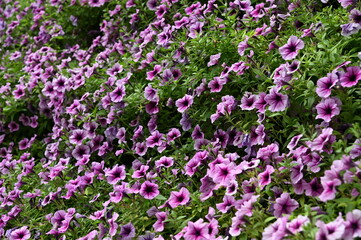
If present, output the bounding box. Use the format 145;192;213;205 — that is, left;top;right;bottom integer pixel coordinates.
258;165;274;188
340;66;361;87
183;219;210;240
105;164;126;185
140;181;159;199
279;36;304;60
9;226;31;240
175;94;194;113
168;187;190;208
343;209;361;239
315;97;341;122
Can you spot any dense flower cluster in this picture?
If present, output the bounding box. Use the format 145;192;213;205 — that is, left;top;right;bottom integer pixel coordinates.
0;0;361;239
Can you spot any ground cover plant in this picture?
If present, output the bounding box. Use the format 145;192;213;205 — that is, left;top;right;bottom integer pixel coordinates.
1;0;361;239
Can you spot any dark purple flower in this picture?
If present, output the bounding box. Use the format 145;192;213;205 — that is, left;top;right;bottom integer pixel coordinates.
208;77;226;93
119;223;135;240
258;165;274;188
240;92;258;110
304;177;323;197
140;181;159;199
146;130;164;148
110;84;126;102
279;36;304;60
147;65;162;80
350;9;361;24
340;66;361;87
273;193;299;218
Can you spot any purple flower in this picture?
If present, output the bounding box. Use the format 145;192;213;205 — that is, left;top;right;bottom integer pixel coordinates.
319;178;341;202
264;87;289;112
237;36;250;56
183;219;210;240
140;181;159;199
146;130;164;148
9;226;31;240
240;93;258;110
166;128;181;142
315;97;341;122
304;177;323;197
144;85;159;101
119;223;135;240
340;66;361;87
147;65;162;80
207;53;221;67
316;72;339;98
258;165;274;188
273;193;299;218
110;84;126;102
343;209;361;239
350;139;361;159
262;217;288;240
341;23;361;36
69;129;87;145
72;144;90;161
279;36;304;60
287;215;309;234
153;212;167;232
208;77;226;93
306;128;336;153
350;9;361;24
316;217;345;240
155;156;174;168
105;164;126;185
175;94;194;113
168;187;190;208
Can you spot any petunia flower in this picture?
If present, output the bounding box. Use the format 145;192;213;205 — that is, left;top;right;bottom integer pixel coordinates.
183;219;210;240
153;212;167;232
207;53;221;67
9;226;31;240
286;215;309;234
273;193;299;218
343;209;361;240
105;164;126;185
316;72;339;98
168;187;190;208
264;87;289;112
262;216;288;240
140;181;159;199
340;66;361;87
175;94;193;113
119;223;135;240
279;36;304;60
258;165;274;188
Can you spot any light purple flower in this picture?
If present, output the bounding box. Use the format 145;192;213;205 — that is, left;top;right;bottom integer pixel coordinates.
273;193;299;218
207;53;221;67
265;87;289;112
316;72;339;98
286;215;309;234
105;164;126;185
343;209;361;240
315;97;341;122
258;165;274;188
262;216;288;240
279;36;304;60
341;23;361;36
